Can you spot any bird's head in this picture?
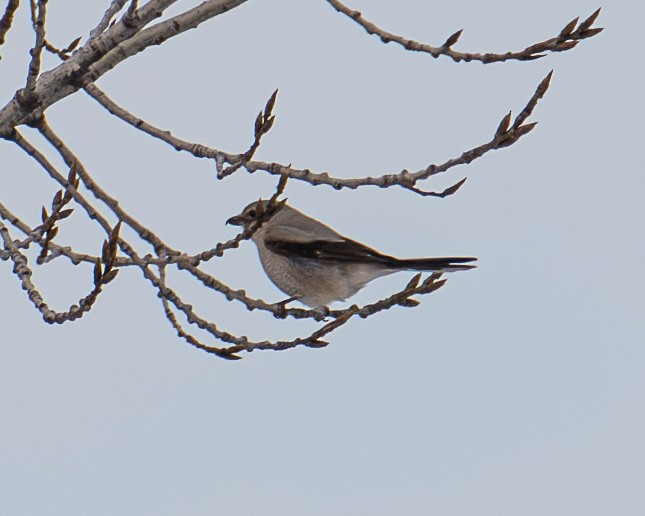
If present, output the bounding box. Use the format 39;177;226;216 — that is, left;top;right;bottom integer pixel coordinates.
226;199;287;229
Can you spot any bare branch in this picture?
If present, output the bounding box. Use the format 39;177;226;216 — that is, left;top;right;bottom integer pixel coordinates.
0;0;20;46
400;178;467;198
81;0;250;85
0;220;57;322
219;89;280;178
0;0;184;133
0;199;122;269
0;220;113;324
83;83;228;160
223;273;447;354
326;0;603;64
8;130;114;237
116;238;268;355
43;35;81;60
89;0;129;39
158;263;242;360
512;71;552;129
36;118;171;253
122;0;139;27
23;0;47;93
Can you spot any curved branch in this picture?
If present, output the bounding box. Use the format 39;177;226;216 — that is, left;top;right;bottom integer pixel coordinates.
0;220;114;324
327;0;603;63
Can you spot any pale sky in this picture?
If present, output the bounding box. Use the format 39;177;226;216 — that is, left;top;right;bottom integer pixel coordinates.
1;1;644;515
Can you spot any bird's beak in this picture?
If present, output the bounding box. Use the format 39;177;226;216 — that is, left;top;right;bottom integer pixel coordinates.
226;214;243;226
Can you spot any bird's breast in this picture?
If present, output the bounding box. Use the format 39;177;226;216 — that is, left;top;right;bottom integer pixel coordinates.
255;239;392;307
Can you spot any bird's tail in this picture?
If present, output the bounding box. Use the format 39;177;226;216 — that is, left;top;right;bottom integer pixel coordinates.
393;256;477;272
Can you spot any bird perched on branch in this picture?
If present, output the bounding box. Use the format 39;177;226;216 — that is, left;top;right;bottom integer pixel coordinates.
227;200;476;308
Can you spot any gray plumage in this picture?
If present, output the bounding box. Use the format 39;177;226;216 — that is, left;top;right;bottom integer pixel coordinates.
227;200;476;308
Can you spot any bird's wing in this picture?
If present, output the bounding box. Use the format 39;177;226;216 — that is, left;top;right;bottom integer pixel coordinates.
262;218;477;270
265;232;395;265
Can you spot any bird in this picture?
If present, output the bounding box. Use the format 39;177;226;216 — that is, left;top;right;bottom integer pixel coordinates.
226;200;476;308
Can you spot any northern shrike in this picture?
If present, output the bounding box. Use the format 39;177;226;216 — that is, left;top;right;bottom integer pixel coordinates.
227;200;476;308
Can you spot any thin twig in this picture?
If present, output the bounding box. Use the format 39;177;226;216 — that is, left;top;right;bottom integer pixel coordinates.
43;35;81;60
219;89;279;178
37;118;172;254
89;0;128;39
122;0;139;27
83;83;229;161
24;0;47;93
0;220;57;322
158;262;242;360
0;0;20;46
223;273;447;354
326;0;603;64
0;220;114;324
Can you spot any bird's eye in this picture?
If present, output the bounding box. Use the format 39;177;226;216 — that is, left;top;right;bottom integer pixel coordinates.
247;209;257;218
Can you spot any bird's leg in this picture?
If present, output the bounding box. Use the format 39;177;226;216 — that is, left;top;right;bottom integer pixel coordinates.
273;296;298;319
311;305;330;322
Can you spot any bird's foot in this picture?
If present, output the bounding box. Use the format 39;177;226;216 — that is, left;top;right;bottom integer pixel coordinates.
273;296;298;319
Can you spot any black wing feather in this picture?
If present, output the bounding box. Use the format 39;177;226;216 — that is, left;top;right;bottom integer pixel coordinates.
265;238;397;265
266;238;477;270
